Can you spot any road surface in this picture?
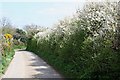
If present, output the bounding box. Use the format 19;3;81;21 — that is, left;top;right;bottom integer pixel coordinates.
2;50;62;79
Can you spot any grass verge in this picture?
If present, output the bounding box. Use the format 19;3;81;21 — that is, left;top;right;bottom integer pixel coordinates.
0;49;15;77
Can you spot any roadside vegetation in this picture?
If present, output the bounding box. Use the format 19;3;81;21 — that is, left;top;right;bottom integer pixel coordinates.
0;33;14;76
0;18;27;76
26;1;120;79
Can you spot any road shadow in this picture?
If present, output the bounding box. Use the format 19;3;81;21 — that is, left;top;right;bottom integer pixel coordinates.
27;52;64;80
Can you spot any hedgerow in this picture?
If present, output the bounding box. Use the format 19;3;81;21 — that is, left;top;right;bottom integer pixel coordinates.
27;1;120;79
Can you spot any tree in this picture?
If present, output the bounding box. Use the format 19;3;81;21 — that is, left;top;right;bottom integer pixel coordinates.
24;24;47;38
13;28;27;44
0;17;10;27
0;17;16;35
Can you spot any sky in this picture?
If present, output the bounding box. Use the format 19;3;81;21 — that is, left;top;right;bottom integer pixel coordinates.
0;0;86;29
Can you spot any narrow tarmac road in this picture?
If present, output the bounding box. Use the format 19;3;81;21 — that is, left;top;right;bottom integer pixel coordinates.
2;50;62;79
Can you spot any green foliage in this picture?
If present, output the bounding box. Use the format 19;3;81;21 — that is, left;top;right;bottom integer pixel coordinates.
13;28;27;45
13;45;26;50
16;28;26;35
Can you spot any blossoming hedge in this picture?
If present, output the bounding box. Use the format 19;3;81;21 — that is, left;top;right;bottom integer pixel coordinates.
27;1;120;79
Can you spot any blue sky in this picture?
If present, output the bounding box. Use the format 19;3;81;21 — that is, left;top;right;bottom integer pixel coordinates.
0;1;85;29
